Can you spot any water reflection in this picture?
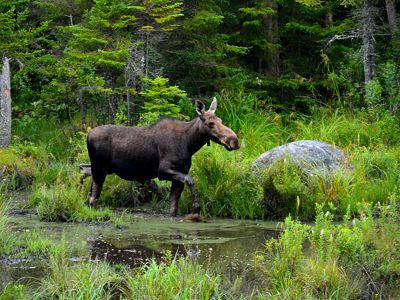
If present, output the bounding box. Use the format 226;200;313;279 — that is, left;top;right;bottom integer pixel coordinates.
1;215;280;290
88;239;187;268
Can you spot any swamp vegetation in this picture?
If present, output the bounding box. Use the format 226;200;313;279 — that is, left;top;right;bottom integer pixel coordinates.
1;0;400;298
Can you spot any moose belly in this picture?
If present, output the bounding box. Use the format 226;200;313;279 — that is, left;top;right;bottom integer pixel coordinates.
109;159;158;181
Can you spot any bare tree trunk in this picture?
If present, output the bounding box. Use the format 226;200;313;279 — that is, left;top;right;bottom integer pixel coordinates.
325;10;333;27
76;86;93;127
385;0;399;48
0;57;11;148
361;0;376;84
385;0;398;34
263;0;280;76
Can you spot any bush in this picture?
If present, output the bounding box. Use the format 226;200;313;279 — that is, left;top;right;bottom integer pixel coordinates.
257;201;400;299
127;253;221;299
184;145;265;219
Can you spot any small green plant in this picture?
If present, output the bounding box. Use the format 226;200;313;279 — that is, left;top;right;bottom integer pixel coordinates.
127;252;222;299
15;229;56;257
365;79;383;109
32;182;84;222
261;216;310;298
256;201;400;298
31;180;112;222
36;234;125;299
0;202;15;255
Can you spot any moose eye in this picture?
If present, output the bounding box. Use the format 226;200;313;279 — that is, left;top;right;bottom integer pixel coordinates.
208;122;215;128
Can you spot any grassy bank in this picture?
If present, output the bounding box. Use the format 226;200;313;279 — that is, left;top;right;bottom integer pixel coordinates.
1;199;399;299
2;94;400;221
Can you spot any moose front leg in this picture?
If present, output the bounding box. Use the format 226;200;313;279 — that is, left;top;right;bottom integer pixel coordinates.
159;167;200;215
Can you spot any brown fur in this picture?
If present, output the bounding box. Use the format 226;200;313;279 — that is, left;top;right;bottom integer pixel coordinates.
86;99;239;216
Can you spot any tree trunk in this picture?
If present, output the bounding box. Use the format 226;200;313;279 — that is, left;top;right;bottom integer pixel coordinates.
361;0;376;84
385;0;398;34
263;0;280;76
325;11;333;27
385;0;399;48
0;57;11;148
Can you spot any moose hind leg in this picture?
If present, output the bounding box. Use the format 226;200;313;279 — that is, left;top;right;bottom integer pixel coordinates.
169;180;184;216
88;168;106;206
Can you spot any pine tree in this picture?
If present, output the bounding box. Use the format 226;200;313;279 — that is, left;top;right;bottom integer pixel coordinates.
239;0;280;76
0;1;48;146
61;0;139;124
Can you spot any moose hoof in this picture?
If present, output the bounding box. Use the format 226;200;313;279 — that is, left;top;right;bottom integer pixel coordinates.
183;213;206;223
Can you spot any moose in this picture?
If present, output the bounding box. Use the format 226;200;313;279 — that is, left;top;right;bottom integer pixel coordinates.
86;97;240;216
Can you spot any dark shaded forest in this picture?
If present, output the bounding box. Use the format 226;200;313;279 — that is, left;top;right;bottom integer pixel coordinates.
1;0;399;129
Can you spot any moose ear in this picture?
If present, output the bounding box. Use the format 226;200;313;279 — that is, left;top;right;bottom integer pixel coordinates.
196;100;205;117
208;97;217;113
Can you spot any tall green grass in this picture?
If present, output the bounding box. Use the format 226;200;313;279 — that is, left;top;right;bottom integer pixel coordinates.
28;245;224;299
0;202;15;255
127;252;222;299
256;200;400;298
179;94;400;220
5;92;400;220
2;200;400;299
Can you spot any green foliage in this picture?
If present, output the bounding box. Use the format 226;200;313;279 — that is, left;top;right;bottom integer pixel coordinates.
24;247;223;299
0;284;26;300
0;142;42;192
295;0;359;7
0;202;15;255
31;181;113;222
139;76;188;124
31;181;82;222
15;229;57;258
127;253;221;299
257;200;400;298
365;79;383;109
378;61;400;113
187;145;265;219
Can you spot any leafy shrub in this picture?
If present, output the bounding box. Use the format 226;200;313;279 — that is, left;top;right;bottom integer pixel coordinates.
257;200;400;299
0;142;40;191
31;182;84;222
365;79;383;109
139;76;188;125
185;145;264;219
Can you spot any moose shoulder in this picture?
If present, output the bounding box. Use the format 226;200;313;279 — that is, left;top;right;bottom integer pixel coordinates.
87;98;240;216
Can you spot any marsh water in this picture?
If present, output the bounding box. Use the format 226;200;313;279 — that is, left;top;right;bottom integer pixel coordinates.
0;212;279;289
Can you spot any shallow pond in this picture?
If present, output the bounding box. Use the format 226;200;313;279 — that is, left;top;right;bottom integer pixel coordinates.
1;212;279;289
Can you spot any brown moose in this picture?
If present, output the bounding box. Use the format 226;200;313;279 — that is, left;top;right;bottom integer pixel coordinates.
86;98;240;216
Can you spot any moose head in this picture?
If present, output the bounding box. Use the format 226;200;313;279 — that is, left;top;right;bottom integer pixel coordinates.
196;97;240;151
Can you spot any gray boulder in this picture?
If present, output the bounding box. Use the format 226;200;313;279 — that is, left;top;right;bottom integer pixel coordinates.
252;140;351;219
252;140;350;177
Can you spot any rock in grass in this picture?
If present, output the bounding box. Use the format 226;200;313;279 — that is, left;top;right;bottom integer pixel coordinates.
252;140;351;219
252;140;350;177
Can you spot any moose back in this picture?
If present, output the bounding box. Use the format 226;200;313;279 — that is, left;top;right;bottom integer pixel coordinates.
86;98;239;216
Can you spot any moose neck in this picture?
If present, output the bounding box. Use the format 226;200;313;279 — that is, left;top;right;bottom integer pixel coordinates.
186;117;210;155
